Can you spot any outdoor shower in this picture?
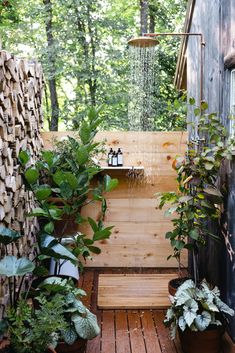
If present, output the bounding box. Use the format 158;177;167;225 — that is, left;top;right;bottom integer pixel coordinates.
128;32;205;131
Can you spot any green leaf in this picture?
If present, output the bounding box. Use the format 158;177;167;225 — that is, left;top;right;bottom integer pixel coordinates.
53;170;65;186
76;146;89;165
35;186;52;201
194;108;201;116
64;172;78;190
204;162;214;170
44;221;54;234
18;150;30;166
189;97;195;105
204;187;223;197
72;309;100;340
195;311;211;331
25;168;39;184
79;121;91;144
0;226;22;245
104;175;119;192
39;277;69;292
0;318;9;335
201;101;208;111
39;234;78;264
183;299;198;326
0;256;35;277
189;229;199;240
93;227;113;241
88;217;99;232
28;207;49;218
62;327;78;345
41;150;55;168
87;246;101;254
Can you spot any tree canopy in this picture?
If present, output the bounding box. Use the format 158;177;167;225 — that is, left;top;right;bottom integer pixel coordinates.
0;0;187;131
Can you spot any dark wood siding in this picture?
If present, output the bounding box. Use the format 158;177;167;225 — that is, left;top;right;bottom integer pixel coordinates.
186;0;235;340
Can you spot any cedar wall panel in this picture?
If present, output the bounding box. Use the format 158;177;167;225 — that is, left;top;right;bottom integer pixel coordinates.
42;131;187;268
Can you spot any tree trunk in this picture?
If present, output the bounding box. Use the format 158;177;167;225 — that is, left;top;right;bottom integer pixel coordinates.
43;0;59;131
140;0;149;35
149;13;155;33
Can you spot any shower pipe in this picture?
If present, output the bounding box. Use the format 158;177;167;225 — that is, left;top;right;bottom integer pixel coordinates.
144;32;205;104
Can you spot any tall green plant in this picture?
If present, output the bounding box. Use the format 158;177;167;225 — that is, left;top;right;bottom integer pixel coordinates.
157;100;235;283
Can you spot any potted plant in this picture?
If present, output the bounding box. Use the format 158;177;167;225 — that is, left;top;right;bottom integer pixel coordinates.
19;106;118;276
157;100;235;293
32;276;100;353
164;279;234;353
0;226;67;353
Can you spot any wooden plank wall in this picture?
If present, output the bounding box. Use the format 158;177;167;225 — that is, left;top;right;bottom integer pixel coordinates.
42;131;187;268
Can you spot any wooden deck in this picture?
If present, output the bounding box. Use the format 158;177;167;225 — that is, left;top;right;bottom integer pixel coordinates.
80;268;235;353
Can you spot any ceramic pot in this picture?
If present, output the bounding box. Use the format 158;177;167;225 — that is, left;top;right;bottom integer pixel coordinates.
168;277;189;296
50;258;79;281
179;327;224;353
56;339;87;353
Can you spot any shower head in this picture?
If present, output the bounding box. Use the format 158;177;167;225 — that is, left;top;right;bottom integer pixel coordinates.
128;36;159;48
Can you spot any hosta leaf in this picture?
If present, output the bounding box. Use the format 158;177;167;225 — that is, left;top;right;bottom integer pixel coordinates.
195;311;211;331
72;309;100;340
0;256;35;277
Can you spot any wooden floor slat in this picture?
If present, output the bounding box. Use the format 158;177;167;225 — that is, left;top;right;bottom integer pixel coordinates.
98;274;175;309
141;310;162;353
128;310;147;353
101;311;116;353
115;310;131;353
153;310;177;353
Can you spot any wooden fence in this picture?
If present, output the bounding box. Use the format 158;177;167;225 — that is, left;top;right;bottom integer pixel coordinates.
42;131;187;268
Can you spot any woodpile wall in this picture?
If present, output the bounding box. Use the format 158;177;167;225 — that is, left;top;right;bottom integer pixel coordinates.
0;50;44;306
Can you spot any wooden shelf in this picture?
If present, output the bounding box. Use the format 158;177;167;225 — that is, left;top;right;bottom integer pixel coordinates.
101;166;144;171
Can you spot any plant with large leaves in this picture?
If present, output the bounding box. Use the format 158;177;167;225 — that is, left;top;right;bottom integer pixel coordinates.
164;279;234;343
19;107;118;270
157;100;235;283
35;277;100;346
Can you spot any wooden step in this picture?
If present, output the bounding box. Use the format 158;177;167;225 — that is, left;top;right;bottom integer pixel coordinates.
98;273;176;309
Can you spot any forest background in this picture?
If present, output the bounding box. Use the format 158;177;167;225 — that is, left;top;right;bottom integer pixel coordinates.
0;0;187;131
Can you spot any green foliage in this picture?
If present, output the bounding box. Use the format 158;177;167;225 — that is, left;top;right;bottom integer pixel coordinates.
0;256;35;277
157;101;235;276
7;295;67;353
20;107;118;264
1;0;186;131
0;226;22;245
164;279;234;339
37;277;100;343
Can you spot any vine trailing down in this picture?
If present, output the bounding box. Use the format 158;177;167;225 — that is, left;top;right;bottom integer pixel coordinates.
128;44;157;131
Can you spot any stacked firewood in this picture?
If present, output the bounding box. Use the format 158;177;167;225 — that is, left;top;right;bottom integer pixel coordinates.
0;50;44;306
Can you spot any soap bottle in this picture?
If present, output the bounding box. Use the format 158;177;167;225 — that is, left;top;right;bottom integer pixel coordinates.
108;148;113;166
112;151;118;167
117;148;123;166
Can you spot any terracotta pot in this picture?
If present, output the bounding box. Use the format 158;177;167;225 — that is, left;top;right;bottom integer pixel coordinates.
168;277;189;296
56;339;87;353
179;327;224;353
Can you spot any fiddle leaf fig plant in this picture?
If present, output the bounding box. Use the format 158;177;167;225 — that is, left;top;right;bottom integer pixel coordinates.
157;100;235;281
19;106;118;264
164;279;234;339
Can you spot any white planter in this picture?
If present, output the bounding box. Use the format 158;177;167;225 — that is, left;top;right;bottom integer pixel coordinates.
50;258;79;281
50;236;79;281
